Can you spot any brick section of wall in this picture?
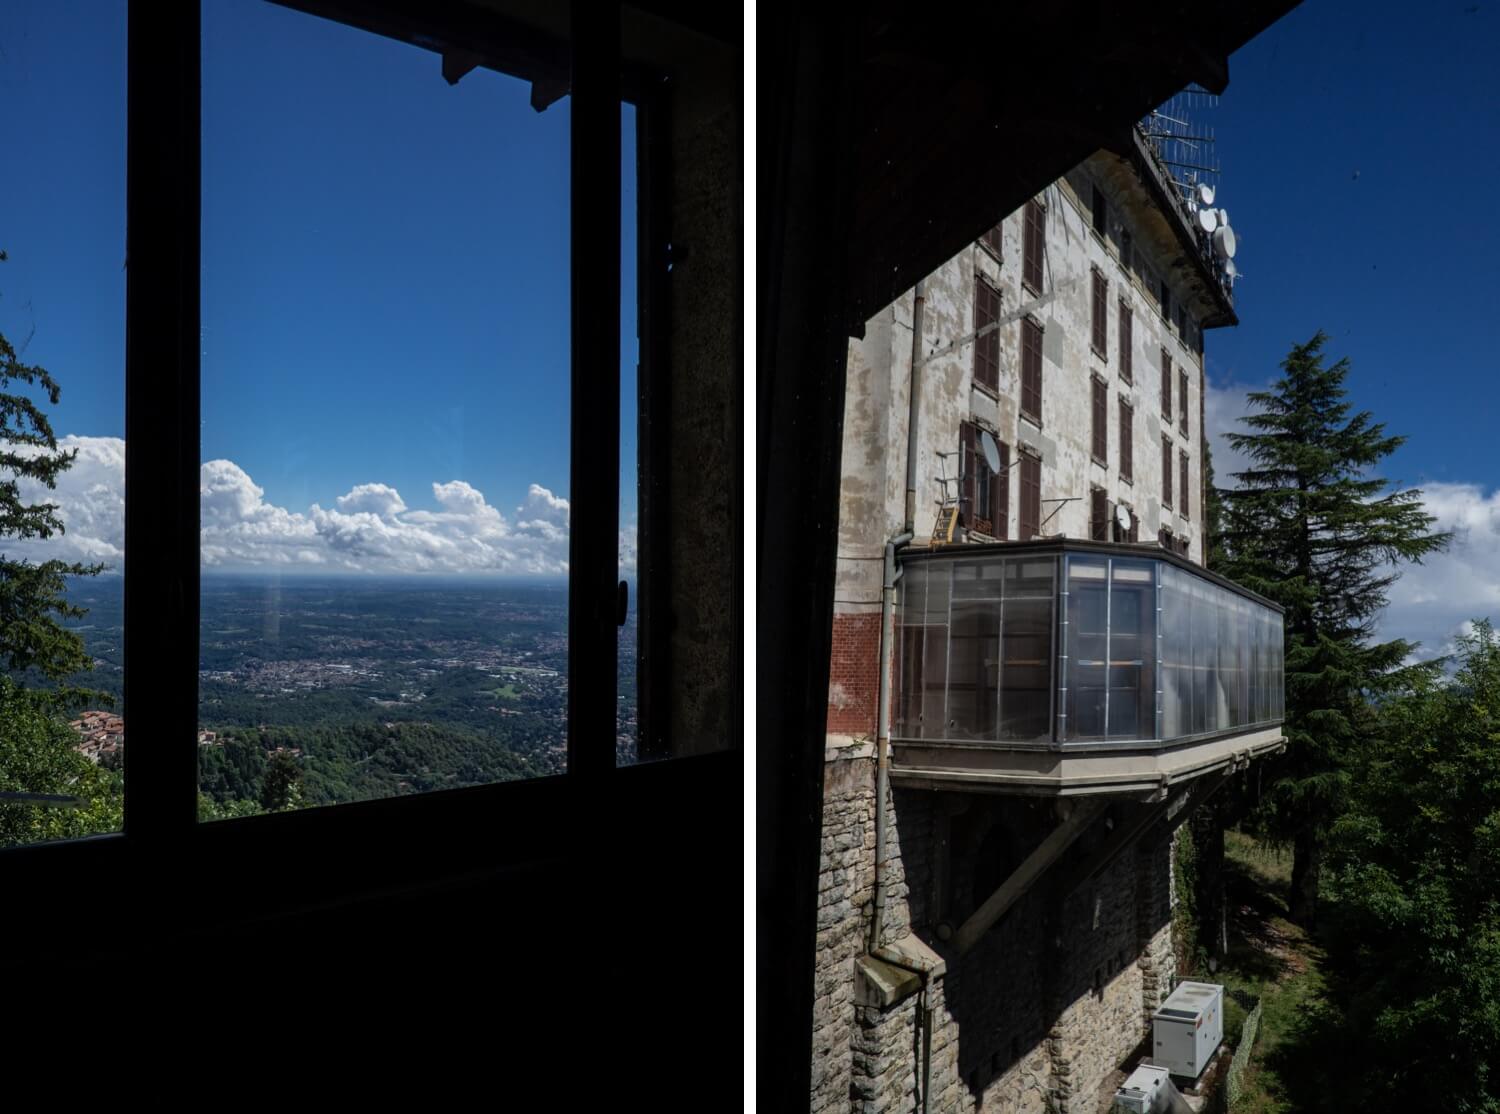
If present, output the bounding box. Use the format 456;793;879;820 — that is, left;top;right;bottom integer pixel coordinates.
827;612;885;736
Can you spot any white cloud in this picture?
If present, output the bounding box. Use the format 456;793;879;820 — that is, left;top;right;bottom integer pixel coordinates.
0;434;639;577
1382;482;1500;661
1204;375;1267;488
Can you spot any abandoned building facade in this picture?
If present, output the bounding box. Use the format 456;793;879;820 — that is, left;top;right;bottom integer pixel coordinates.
815;129;1286;1113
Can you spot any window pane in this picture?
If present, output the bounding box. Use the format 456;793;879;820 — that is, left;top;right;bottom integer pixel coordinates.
1065;556;1108;741
199;1;572;816
617;102;640;766
0;0;126;847
1000;557;1054;742
1107;560;1156;740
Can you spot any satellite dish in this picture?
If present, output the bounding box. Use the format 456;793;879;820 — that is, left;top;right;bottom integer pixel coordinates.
980;430;1001;474
1115;504;1132;535
1225;258;1239;279
1213;224;1237;259
1217;208;1230;228
1197;182;1216;206
1197;206;1217;233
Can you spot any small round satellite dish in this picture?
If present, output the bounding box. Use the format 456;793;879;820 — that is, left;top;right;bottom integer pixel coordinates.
1197;206;1217;233
980;430;1001;474
1115;504;1132;534
1197;182;1215;206
1225;258;1239;279
1213;224;1237;260
1217;208;1230;228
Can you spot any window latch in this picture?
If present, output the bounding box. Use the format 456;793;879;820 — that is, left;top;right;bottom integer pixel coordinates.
617;580;628;627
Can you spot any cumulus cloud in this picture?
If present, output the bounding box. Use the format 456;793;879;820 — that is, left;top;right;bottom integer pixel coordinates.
1383;482;1500;661
1203;375;1267;488
0;434;638;577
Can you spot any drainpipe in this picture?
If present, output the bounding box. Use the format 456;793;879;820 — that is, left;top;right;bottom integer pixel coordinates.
870;530;913;955
903;279;926;536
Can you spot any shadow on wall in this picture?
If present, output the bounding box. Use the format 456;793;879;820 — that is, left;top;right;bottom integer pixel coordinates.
890;790;1176;1108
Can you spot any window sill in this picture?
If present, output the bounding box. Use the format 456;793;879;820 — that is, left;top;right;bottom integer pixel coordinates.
1121;475;1133;486
1021;279;1042;299
972;381;1000;403
1091;455;1108;470
1020;410;1042;431
1091;345;1108;363
977;240;1003;265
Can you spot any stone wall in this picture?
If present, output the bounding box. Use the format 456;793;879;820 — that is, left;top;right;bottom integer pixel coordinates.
813;774;1188;1114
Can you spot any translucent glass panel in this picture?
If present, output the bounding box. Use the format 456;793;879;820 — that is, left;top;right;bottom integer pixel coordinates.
897;550;1282;749
893;555;1055;743
1158;560;1284;743
1061;557;1156;742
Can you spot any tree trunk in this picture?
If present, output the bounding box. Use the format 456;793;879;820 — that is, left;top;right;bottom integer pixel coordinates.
1287;827;1321;928
1191;797;1227;957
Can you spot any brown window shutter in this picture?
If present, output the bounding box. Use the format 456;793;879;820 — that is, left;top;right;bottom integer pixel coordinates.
1091;269;1107;354
1119;398;1133;483
1119;301;1132;382
1090;488;1107;541
1020;451;1041;539
1024;200;1044;291
974;278;999;392
1091;377;1107;462
1021;317;1043;423
1162;435;1173;510
1181;451;1190;523
993;440;1010;539
960;422;976;527
982;223;1002;256
1161;348;1172;420
1179;369;1189;435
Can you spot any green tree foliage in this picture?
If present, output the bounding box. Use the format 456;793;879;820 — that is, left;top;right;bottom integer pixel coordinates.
1318;623;1500;1112
0;251;106;690
0;676;121;846
259;748;305;812
1215;332;1449;925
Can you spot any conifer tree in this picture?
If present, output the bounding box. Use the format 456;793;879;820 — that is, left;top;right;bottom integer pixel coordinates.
1215;331;1448;926
0;250;104;685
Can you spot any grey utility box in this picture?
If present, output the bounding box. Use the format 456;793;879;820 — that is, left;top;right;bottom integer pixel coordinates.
1113;1064;1171;1113
1152;980;1224;1079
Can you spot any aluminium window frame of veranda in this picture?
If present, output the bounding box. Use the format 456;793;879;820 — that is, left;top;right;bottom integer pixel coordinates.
3;0;734;951
894;538;1285;754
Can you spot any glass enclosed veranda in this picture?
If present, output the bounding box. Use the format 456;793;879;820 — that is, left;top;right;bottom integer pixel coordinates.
895;542;1284;750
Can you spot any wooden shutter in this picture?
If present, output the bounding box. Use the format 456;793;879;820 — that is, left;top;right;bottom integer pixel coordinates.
974;278;1000;393
1118;300;1132;382
1179;369;1189;435
1119;398;1133;483
1020;451;1041;539
1024;199;1044;291
1181;451;1190;524
981;223;1002;256
1091;268;1107;354
1161;348;1172;420
1021;317;1043;423
1162;435;1173;510
1091;377;1107;462
1090;487;1108;541
960;422;977;528
993;440;1010;539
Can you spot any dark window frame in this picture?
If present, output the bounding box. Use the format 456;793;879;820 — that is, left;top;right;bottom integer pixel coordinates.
979;221;1003;260
1118;298;1132;383
1119;396;1133;485
1180;450;1191;524
1089;486;1108;542
2;0;731;943
1179;368;1189;437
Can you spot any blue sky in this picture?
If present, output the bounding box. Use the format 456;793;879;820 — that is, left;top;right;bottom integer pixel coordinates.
0;0;635;576
1200;1;1500;657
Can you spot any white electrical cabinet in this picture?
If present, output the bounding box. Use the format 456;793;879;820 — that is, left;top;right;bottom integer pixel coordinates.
1113;1064;1171;1113
1151;980;1224;1079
